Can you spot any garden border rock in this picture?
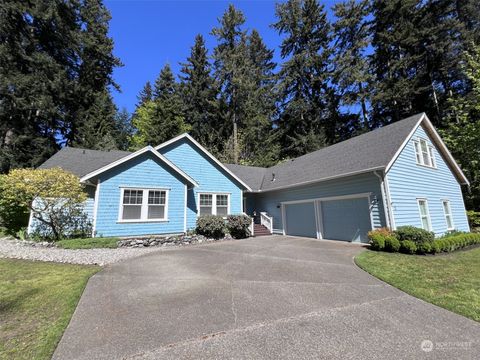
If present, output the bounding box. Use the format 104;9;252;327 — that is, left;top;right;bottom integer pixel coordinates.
116;234;233;248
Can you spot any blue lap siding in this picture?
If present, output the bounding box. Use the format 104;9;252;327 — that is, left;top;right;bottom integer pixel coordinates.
94;152;187;237
386;124;469;235
252;172;386;235
158;138;244;230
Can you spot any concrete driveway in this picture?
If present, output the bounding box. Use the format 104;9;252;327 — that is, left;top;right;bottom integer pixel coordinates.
53;236;479;359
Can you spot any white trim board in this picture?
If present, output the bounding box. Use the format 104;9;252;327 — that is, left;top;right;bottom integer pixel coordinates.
92;179;101;237
280;192;373;205
80;145;198;187
385;113;469;186
155;133;252;191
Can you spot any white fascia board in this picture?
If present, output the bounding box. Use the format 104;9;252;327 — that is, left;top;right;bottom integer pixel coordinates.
384;113;469;186
80;145;198;187
154;133;253;191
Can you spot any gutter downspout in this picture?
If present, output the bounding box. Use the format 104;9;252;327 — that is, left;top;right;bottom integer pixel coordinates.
374;171;393;230
383;173;396;230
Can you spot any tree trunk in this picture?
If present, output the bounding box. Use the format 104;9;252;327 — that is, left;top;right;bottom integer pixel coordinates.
233;112;238;164
358;83;369;125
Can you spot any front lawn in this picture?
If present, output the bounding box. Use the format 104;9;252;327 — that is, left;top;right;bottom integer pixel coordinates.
56;237;119;249
355;248;480;322
0;259;99;359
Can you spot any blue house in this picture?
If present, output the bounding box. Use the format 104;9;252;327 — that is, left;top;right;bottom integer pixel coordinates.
33;113;470;242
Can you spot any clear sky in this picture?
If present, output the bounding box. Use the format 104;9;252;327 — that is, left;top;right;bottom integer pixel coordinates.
105;0;337;113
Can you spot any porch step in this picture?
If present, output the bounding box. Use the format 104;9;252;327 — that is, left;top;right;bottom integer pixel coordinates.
253;224;271;237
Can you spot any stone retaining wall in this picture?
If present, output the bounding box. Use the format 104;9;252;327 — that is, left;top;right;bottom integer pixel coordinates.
117;234;233;248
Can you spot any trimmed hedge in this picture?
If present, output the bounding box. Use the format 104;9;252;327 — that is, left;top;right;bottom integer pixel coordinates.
226;215;251;239
368;226;480;255
394;225;434;244
195;215;226;239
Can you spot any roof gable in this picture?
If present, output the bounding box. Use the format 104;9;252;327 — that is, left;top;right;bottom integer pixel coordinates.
226;113;468;191
155;133;252;191
79;146;198;187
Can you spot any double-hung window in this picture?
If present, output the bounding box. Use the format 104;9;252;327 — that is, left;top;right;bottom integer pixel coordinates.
417;199;432;231
442;200;454;230
413;138;436;168
198;193;230;216
120;188;168;222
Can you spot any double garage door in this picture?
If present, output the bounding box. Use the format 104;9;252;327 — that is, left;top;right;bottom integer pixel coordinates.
284;196;372;242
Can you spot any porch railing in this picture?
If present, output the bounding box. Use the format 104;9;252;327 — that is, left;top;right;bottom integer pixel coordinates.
260;212;273;234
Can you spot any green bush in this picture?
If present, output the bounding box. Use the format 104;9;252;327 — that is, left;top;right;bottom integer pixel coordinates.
467;211;480;229
0;175;30;235
394;226;434;244
227;215;251;239
441;230;466;238
434;233;480;253
400;240;417;254
416;242;432;254
195;215;226;239
384;237;401;252
367;228;395;251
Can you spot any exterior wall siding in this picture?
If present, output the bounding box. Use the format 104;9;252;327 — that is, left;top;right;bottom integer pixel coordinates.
94;152;187;237
159;138;244;230
387;124;469;235
252;172;386;233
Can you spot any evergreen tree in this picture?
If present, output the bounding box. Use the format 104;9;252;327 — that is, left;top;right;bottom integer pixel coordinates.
113;107;134;151
441;44;480;210
68;0;122;149
137;81;153;106
332;0;371;127
273;0;335;158
179;34;219;149
241;29;278;166
212;4;250;163
130;65;190;149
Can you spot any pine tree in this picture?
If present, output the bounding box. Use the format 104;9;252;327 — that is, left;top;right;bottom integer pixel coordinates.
212;4;250;163
273;0;334;158
130;65;190;148
137;81;153;106
68;0;122;149
113;108;133;151
241;29;278;166
332;0;371;126
179;34;219;149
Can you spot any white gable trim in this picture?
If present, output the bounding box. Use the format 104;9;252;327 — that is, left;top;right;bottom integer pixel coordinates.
80;146;199;187
385;113;469;186
155;133;253;191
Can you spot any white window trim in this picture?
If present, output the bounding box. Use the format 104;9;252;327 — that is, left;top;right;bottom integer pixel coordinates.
197;192;231;217
118;187;169;223
417;198;432;231
442;199;455;231
413;137;437;169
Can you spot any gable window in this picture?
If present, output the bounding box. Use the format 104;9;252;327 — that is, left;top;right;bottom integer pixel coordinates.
417;199;432;231
120;188;168;222
198;193;230;216
442;200;454;230
413;138;436;168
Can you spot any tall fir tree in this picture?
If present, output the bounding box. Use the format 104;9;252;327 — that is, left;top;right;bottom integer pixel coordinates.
332;0;371;131
211;4;250;163
130;64;190;149
137;81;153;106
273;0;334;158
241;29;279;166
179;34;219;150
68;0;122;149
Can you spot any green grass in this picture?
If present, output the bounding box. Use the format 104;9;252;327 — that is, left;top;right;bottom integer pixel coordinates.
355;248;480;322
56;237;119;249
0;259;99;359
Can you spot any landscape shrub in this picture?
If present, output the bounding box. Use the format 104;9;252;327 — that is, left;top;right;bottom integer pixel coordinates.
400;240;417;254
195;215;226;239
467;211;480;230
394;226;434;244
416;242;432;254
384;236;401;252
226;215;251;239
0;175;30;235
367;228;394;251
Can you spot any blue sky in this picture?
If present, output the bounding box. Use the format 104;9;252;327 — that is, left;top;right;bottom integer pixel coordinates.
105;0;337;113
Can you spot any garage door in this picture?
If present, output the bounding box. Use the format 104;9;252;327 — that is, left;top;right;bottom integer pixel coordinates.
285;202;317;238
321;197;371;242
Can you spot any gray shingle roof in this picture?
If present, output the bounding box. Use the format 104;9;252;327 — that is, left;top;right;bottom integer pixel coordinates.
38;113;428;190
39;147;131;177
227;113;425;191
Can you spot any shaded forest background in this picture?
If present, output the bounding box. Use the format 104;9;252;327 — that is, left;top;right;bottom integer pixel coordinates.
1;0;479;210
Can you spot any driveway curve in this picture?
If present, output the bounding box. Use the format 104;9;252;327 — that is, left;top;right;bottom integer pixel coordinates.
53;236;479;359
